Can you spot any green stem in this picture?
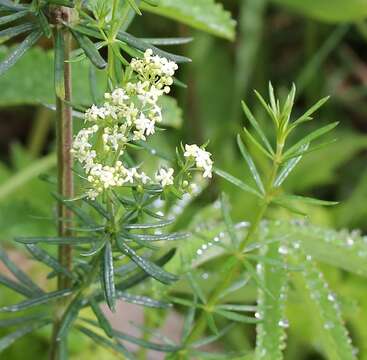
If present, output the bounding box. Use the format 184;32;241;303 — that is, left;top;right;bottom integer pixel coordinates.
49;8;74;360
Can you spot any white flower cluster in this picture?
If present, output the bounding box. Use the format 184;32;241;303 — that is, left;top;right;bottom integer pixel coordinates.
72;49;213;199
184;144;213;178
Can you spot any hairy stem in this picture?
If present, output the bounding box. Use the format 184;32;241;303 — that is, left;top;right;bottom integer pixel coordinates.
50;8;74;360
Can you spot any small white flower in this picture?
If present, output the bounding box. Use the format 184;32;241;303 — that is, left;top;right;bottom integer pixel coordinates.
184;144;213;178
155;168;174;187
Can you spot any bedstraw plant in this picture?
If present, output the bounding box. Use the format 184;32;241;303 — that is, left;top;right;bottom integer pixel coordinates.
0;1;365;360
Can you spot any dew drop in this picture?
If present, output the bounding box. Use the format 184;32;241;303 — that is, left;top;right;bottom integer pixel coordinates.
324;321;334;330
202;272;209;280
150;149;157;155
201;244;208;250
213;236;220;242
255;312;263;320
208;242;213;247
293;241;301;249
278;319;289;328
278;245;289;255
328;293;336;302
346;237;354;247
196;249;203;256
306;255;312;261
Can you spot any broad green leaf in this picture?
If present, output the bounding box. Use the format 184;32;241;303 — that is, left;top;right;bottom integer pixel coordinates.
0;247;43;294
116;238;178;284
214;168;262;198
25;244;75;280
237;134;265;194
0;289;72;312
90;298;113;338
0;320;50;352
272;0;367;23
101;241;116;312
297;253;356;360
0;29;42;76
255;240;288;360
140;0;236;40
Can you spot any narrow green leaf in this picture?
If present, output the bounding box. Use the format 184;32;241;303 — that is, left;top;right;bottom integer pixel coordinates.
0;0;28;11
206;313;218;334
298;253;356;360
116;291;171;309
274;144;308;187
141;37;193;45
124;218;174;229
255;240;288;360
116;238;178;284
214;168;262;198
220;193;238;247
283;122;338;159
276;194;338;206
216;304;257;312
57;296;84;341
77;325;133;359
126;0;142;15
0;320;50;352
0;289;72;312
243;127;272;160
70;28;107;69
90;298;113;338
214;309;259;324
218;276;250;300
272;198;307;216
25;244;75;280
54;29;65;99
237;134;265;194
181;296;197;341
37;10;51;38
0;23;34;40
101;241;116;312
83;198;110;220
191;324;234;348
187;272;206;304
0;10;28;26
241;100;274;154
123;231;189;242
0;247;43;294
47;0;74;6
0;29;42;76
0;314;47;328
0;275;35;298
16;236;99;245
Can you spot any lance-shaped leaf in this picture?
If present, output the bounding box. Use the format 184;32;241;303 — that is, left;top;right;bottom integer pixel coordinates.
0;275;35;298
273;144;308;187
296;252;356;360
0;247;43;294
116;238;178;284
52;192;96;226
126;0;142;15
0;10;28;26
241;100;274;155
141;37;193;45
0;289;72;312
123;218;174;229
54;29;65;99
69;28;106;69
116;291;171;309
16;236;99;245
283;122;338;159
101;241;116;312
77;325;133;359
275;194;338;207
0;319;50;352
140;0;236;40
0;0;28;11
214;309;259;324
25;244;75;280
37;10;51;38
123;231;189;242
57;296;84;341
0;23;35;40
0;313;48;328
90;298;113;338
192;324;234;348
237;134;265;194
46;0;75;7
214;168;262;198
83;198;110;220
255;240;288;360
220;193;238;247
0;28;42;76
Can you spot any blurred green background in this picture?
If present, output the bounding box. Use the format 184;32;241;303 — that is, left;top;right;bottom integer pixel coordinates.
1;0;367;359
